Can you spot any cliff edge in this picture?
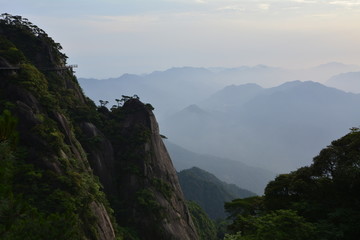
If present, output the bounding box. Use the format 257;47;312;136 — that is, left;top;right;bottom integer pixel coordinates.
0;13;198;240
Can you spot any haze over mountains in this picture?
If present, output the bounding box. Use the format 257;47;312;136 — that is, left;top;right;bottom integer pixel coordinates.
166;141;274;195
326;71;360;93
4;9;360;239
79;62;360;120
177;167;255;219
79;67;220;120
162;81;360;173
79;62;360;193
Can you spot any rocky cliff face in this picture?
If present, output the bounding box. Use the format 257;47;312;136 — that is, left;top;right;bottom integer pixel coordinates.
1;15;117;239
0;14;198;240
80;99;199;239
109;99;198;239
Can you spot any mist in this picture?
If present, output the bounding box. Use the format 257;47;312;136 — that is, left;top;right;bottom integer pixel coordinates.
3;1;360;237
6;0;359;192
79;63;360;192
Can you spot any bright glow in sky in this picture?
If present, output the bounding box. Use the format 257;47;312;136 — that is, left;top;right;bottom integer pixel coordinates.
2;0;360;78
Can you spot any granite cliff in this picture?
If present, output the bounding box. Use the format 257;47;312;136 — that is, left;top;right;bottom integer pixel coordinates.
0;14;198;240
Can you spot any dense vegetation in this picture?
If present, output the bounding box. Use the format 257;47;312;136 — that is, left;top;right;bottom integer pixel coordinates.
1;14;198;240
187;201;218;240
0;109;112;239
95;97;175;240
0;14;121;239
178;167;255;219
0;13;175;240
224;128;360;240
3;12;360;240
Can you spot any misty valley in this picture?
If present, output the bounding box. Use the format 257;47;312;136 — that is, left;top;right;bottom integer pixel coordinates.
1;13;360;240
80;65;360;191
79;58;360;239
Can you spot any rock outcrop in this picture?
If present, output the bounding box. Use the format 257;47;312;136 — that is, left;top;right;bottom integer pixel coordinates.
110;99;199;239
0;14;198;240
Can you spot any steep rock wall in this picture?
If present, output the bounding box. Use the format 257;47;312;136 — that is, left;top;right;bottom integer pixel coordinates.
110;99;199;240
1;14;198;240
0;66;117;240
1;17;116;239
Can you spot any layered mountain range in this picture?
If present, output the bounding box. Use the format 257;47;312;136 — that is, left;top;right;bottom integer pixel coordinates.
162;81;360;173
79;58;360;192
79;62;360;120
2;13;359;240
326;71;360;93
167;141;274;195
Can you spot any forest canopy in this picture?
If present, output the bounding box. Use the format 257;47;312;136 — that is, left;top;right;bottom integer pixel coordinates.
225;128;360;240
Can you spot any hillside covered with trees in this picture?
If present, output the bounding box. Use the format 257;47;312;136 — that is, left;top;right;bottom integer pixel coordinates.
178;167;255;219
224;128;360;240
2;12;360;240
0;14;199;240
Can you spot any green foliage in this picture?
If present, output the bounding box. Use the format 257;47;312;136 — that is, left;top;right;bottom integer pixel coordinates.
17;64;48;97
0;141;15;198
225;196;264;218
1;207;82;240
0;36;25;64
151;177;173;200
0;110;18;146
178;167;255;220
223;232;242;240
226;209;316;240
0;141;116;239
214;219;231;240
226;130;360;240
31;115;65;154
117;227;140;240
264;130;360;239
0;14;123;239
135;189;164;220
187;201;218;240
0;13;68;65
133;124;151;144
0;141;83;239
145;103;154;111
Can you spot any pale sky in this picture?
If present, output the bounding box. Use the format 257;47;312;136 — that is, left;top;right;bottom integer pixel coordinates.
2;0;360;78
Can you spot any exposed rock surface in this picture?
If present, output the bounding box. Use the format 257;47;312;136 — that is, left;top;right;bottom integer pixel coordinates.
112;99;199;239
1;14;198;240
80;121;116;195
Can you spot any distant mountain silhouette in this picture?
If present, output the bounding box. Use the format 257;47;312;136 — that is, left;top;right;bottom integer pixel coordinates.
78;65;360;175
78;63;360;120
166;141;275;195
326;71;360;93
79;67;220;119
178;167;256;219
199;83;263;112
161;81;360;173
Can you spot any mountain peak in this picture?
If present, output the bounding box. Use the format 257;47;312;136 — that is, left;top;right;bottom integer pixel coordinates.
312;62;360;71
184;104;205;113
177;104;210;117
0;14;199;240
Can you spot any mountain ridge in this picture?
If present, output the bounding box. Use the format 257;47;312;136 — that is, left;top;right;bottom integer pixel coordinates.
161;81;360;173
178;167;256;219
79;62;360;121
166;141;275;194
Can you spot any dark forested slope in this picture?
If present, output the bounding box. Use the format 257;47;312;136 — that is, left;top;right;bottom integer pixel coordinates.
0;14;198;240
178;167;255;219
166;141;275;195
225;128;360;240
